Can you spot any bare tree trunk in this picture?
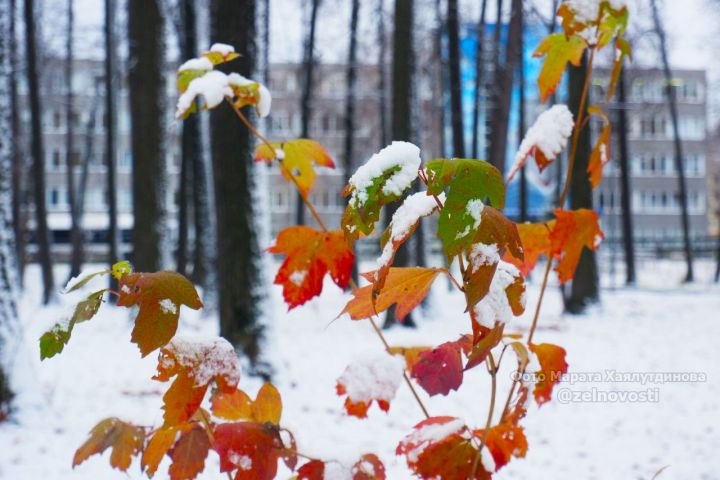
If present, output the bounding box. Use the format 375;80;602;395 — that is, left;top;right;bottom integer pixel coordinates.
128;0;166;273
377;0;388;147
564;52;598;313
487;0;503;167
616;69;636;285
517;3;527;222
24;0;55;304
9;0;24;285
650;0;693;282
344;0;360;284
209;0;264;363
487;0;521;175
263;0;270;82
105;0;120;295
66;0;84;281
296;0;320;226
0;0;21;419
446;0;464;158
384;0;416;328
471;0;488;159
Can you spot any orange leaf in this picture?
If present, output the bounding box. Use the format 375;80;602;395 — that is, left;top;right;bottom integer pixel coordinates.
477;422;528;471
213;422;283;480
255;139;334;196
169;423;210;480
268;227;354;309
530;342;568;405
397;417;489;480
154;337;241;426
352;453;386;480
534;33;587;103
588;121;611;188
142;425;181;477
210;389;253;420
550;209;604;283
340;267;444;322
504;221;555;276
73;418;145;472
117;271;203;357
465;325;504;371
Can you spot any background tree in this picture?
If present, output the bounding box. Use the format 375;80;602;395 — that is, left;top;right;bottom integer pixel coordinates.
24;0;54;304
564;52;598;313
616;68;636;285
0;0;20;419
446;0;464;158
209;0;265;365
377;0;388;147
296;0;321;226
650;0;694;282
487;0;522;175
384;0;416;328
127;0;166;273
105;0;119;292
9;0;23;284
517;1;527;222
471;0;488;159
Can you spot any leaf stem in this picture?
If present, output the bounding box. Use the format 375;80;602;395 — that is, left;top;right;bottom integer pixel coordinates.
471;353;497;476
197;409;234;480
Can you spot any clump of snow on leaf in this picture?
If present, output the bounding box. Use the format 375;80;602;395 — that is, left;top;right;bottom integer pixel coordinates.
348;141;421;205
227;73;272;117
512;104;573;177
176;71;233;118
473;261;524;328
159;298;177;315
337;354;405;405
178;57;213;73
401;418;466;463
563;0;627;23
468;243;500;272
209;42;235;56
163;336;241;387
480;446;496;473
377;192;443;268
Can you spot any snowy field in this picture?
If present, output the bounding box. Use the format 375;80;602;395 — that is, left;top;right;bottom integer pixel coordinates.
1;259;719;479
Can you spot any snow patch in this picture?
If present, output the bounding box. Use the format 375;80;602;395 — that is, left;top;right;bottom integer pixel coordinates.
480;446;496;473
337;354;405;404
377;192;443;269
348;142;421;206
403;418;466;463
563;0;627;23
468;243;500;273
178;57;213;73
324;462;352;480
228;451;252;470
164;336;241;387
159;299;177;315
176;70;233;118
472;261;523;328
289;270;307;287
513;104;574;174
209;43;235;56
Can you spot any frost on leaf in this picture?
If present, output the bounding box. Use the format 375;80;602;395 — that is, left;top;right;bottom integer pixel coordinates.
424;158;505;258
508;105;574;181
40;289;106;360
549;209;604;283
336;354;405;418
529;343;568;405
154;336;241;426
73;418;145;472
503;221;555;276
256;139;334;196
267;226;354;309
410;342;465;396
339;268;445;322
471;261;526;331
375;191;442;293
211;383;282;424
213;422;284;480
342;141;422;240
397;417;489;480
533;33;586;103
116;271;203;357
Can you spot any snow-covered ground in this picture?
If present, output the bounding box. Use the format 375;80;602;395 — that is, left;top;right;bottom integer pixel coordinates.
1;258;719;479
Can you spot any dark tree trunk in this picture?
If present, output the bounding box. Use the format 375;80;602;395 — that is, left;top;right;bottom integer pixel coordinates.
24;0;55;304
517;3;527;222
487;0;503;167
487;0;521;175
471;0;488;159
296;0;321;226
446;0;464;158
263;0;270;82
9;0;24;284
651;0;693;282
128;0;166;273
344;0;360;284
377;0;388;147
616;69;636;285
384;0;416;328
66;0;84;281
105;0;119;293
1;0;21;419
564;52;598;313
209;0;264;363
434;0;446;158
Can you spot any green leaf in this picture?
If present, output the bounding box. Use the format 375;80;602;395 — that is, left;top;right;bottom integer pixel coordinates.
425;158;505;258
112;260;132;280
178;69;208;94
341;165;404;239
533;33;587;103
40;289;107;360
64;269;110;293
